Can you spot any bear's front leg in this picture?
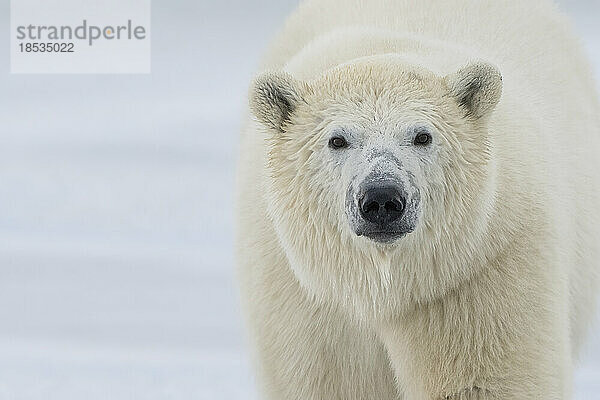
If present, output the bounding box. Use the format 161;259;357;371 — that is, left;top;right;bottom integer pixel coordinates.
377;254;572;400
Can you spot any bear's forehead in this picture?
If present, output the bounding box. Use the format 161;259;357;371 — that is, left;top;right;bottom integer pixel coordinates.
312;84;445;128
311;64;446;112
319;61;441;92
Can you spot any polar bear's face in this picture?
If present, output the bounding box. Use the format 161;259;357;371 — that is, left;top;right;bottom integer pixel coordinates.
334;123;428;244
250;60;502;248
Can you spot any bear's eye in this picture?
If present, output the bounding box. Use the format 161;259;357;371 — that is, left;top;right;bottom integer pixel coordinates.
329;136;348;149
413;132;432;146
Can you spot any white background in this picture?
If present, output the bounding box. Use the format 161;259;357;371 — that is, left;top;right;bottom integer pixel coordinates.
0;0;598;398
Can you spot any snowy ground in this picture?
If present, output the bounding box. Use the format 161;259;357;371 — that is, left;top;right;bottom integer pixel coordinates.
0;1;598;399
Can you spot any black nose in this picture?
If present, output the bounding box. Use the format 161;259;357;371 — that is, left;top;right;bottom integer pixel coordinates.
359;185;406;225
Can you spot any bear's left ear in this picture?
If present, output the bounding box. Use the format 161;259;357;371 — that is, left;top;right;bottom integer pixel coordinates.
444;62;503;119
249;71;307;132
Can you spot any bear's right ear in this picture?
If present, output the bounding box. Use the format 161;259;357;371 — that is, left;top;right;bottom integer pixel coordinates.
249;71;306;132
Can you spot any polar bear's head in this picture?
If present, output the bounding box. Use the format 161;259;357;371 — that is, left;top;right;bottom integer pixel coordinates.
249;59;502;313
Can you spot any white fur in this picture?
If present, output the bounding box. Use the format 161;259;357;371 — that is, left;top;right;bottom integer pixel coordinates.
236;0;600;399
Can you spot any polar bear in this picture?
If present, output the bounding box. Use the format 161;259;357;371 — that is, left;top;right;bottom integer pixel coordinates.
236;0;600;399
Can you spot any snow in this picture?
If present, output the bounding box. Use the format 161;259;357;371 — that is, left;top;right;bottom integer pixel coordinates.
0;0;598;398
